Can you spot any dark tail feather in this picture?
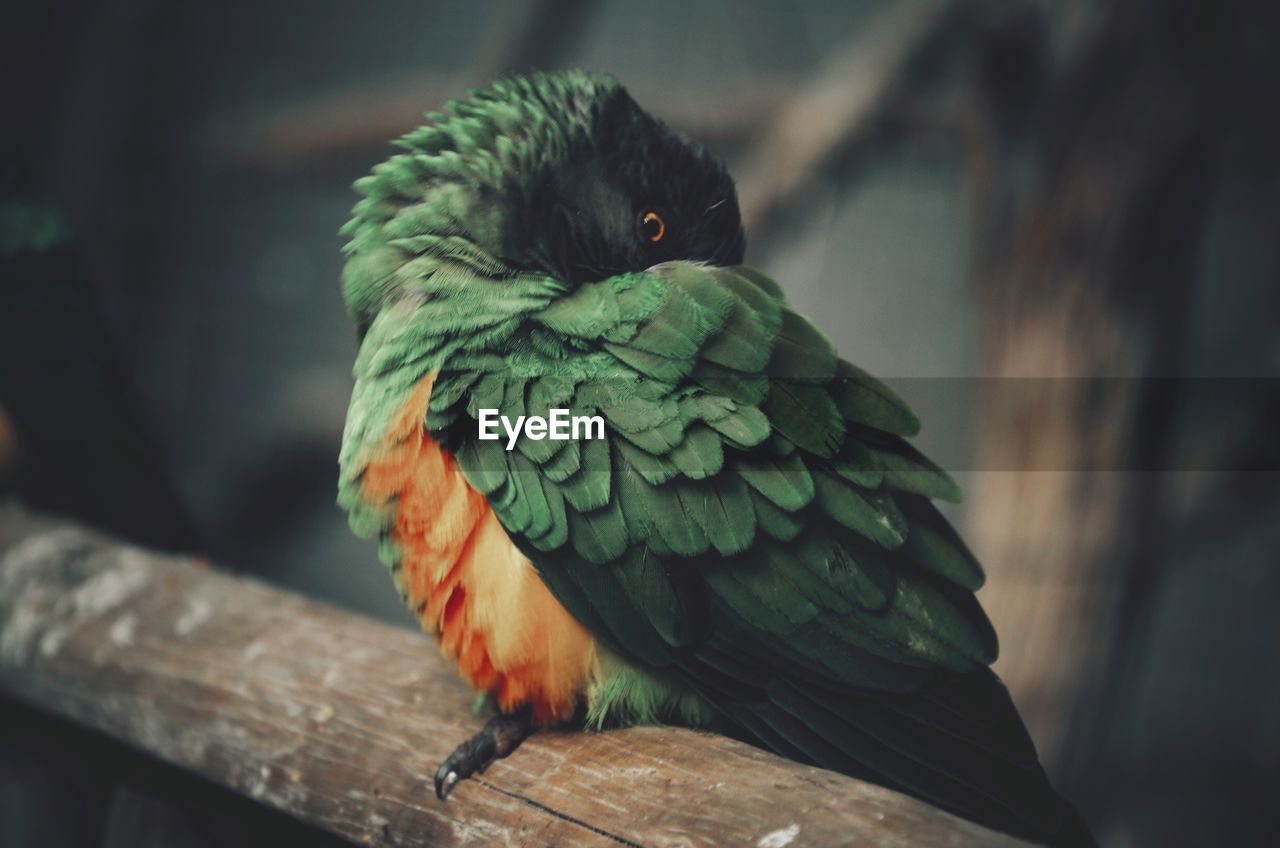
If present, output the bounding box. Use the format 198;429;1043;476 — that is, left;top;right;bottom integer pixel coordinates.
734;668;1096;846
1048;799;1098;848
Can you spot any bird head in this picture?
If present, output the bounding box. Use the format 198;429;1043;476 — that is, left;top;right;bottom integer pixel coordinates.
341;71;745;336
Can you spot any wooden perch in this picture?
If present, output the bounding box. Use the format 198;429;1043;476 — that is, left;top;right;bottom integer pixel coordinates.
0;507;1026;847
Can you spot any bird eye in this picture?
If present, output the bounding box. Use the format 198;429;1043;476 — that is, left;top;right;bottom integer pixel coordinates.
639;211;665;243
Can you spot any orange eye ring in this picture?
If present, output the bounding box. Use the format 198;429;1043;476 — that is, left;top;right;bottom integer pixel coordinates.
639;210;665;243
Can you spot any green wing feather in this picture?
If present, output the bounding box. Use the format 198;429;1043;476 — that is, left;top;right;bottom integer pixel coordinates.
336;68;1085;839
424;263;991;680
352;259;1075;843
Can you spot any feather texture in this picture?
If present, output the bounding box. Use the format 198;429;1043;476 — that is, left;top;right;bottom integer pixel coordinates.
338;69;1089;845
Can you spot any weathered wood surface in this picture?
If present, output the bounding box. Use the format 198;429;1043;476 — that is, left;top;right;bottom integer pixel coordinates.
0;506;1027;847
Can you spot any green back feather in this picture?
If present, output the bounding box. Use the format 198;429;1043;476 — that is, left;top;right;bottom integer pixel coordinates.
342;259;986;674
338;71;1073;842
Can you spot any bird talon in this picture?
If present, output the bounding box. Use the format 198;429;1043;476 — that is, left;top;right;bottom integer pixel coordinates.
432;708;532;801
434;768;460;801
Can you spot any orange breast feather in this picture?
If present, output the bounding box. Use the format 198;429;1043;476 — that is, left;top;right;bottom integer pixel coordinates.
360;374;597;724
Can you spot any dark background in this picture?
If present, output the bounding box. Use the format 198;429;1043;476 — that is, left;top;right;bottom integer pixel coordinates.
1;1;1277;846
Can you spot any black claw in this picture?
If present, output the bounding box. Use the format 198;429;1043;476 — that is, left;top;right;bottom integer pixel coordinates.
433;763;460;801
433;731;496;800
433;708;532;801
433;764;458;801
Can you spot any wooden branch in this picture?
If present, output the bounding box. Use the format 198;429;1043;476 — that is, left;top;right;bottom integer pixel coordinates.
0;507;1026;847
234;0;590;165
0;405;15;475
240;77;796;166
735;0;961;233
236;0;785;165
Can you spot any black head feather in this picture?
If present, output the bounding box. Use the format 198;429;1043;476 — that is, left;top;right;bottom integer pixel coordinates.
507;86;746;284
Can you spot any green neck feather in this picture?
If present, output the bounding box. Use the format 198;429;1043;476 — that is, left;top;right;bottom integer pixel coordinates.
339;71;618;336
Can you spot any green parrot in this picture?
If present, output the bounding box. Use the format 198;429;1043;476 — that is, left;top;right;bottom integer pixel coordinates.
338;70;1092;846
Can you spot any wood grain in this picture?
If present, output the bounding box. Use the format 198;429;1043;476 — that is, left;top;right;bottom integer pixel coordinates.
0;507;1027;847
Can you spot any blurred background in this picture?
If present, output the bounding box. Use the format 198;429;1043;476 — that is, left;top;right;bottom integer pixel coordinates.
1;0;1277;845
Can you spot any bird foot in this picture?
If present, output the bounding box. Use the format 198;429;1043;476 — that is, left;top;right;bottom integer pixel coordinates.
434;707;532;800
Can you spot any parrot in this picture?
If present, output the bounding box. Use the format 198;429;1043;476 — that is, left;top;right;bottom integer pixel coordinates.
337;70;1093;846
